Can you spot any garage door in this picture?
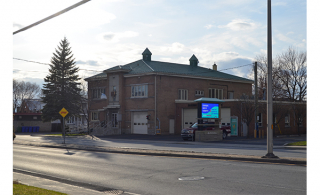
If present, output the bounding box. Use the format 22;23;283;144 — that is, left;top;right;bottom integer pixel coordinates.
133;112;148;134
221;108;231;125
183;109;197;129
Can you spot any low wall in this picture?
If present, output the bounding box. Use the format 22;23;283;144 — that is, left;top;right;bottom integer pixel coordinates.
13;121;51;132
195;130;222;142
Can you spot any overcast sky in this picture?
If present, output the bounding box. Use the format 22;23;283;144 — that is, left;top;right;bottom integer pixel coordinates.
12;0;307;88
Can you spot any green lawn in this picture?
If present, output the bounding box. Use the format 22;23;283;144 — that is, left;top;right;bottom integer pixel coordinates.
287;141;306;146
13;182;67;195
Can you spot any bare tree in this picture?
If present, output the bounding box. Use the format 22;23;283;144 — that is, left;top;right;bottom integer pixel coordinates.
254;47;307;102
233;94;256;137
254;54;284;100
13;79;41;112
277;47;307;101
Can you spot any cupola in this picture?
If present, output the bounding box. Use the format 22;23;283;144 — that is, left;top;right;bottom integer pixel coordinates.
142;48;152;62
189;54;199;67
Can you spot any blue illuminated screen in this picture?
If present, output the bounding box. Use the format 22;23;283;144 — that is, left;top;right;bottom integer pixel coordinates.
201;103;219;118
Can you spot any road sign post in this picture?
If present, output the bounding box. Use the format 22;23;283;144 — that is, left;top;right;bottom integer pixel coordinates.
59;108;69;144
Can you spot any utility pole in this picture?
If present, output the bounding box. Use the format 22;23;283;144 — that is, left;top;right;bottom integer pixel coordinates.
263;0;277;158
254;62;258;138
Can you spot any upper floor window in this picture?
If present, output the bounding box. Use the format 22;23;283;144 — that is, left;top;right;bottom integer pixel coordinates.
209;88;223;99
285;114;290;127
195;90;204;96
93;88;105;99
179;89;188;100
228;91;234;99
91;111;98;121
131;85;148;98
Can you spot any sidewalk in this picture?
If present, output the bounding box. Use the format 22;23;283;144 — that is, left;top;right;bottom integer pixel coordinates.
13;133;306;165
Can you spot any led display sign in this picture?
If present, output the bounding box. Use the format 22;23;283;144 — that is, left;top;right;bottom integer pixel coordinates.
201;103;219;118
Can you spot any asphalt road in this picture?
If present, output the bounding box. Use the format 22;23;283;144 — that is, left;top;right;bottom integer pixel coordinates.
13;144;306;195
15;134;306;159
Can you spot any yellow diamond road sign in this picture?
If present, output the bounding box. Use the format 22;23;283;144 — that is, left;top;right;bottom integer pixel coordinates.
59;107;69;118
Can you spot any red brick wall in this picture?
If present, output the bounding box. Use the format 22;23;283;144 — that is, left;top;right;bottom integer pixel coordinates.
87;73;254;135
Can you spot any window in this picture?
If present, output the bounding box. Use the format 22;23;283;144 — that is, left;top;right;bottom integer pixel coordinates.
228;91;234;99
178;89;188;100
33;116;37;120
131;85;148;98
93;88;105;99
195;90;204;96
67;116;75;124
285;114;290;127
112;113;118;128
257;113;262;127
209;88;223;99
91;111;98;121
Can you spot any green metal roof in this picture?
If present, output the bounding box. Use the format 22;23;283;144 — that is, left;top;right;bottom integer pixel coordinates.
84;72;107;81
142;48;152;55
189;54;198;62
90;52;253;83
103;59;253;83
194;98;225;103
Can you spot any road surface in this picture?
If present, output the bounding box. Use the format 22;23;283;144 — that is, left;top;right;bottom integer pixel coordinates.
13;144;306;195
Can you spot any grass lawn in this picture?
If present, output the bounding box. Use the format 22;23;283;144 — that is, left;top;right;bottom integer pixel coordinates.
287;141;306;146
13;181;67;195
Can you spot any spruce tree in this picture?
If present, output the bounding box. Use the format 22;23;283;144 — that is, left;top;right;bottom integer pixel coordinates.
41;37;82;125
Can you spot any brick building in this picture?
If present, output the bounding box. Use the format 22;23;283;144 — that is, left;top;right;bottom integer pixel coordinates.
85;48;257;135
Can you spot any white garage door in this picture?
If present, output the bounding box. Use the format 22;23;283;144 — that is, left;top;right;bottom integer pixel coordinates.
133;112;148;134
221;108;231;125
183;109;197;129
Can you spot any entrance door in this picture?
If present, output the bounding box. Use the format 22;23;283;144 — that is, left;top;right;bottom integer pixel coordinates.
183;109;197;129
133;112;148;134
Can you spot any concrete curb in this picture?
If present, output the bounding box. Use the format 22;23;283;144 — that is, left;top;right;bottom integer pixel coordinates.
14;140;306;166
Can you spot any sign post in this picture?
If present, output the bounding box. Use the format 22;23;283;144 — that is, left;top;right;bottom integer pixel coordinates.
59;107;69;144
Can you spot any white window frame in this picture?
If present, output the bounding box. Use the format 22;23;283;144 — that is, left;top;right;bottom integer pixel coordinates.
131;85;148;98
93;88;105;99
195;90;204;96
178;89;188;100
285;114;290;127
209;88;223;99
91;111;98;121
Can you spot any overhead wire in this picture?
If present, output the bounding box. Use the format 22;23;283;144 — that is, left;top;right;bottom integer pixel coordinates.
13;0;92;35
13;57;254;76
13;57;104;73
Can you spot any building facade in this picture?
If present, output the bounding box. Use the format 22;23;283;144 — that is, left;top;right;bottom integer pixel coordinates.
85;48;257;135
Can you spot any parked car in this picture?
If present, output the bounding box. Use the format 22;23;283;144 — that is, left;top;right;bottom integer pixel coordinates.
181;122;231;141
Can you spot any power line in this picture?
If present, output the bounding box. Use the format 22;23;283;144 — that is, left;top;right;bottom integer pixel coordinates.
13;57;254;75
219;63;253;71
13;57;104;73
13;0;91;35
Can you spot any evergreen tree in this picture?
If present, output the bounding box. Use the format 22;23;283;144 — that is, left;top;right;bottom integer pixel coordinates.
41;37;82;125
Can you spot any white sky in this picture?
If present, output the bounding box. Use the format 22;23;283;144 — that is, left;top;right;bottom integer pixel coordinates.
11;0;307;87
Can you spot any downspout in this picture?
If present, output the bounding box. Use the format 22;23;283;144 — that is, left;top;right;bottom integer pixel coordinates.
154;75;157;135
